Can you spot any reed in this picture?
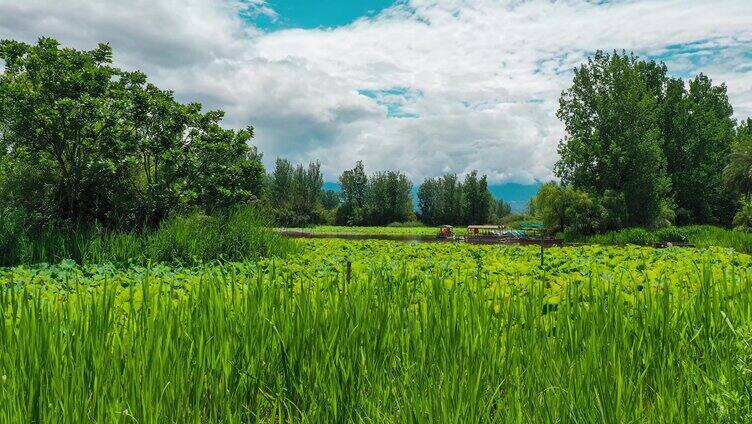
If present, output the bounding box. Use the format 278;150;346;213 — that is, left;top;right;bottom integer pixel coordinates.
0;205;294;266
1;259;750;422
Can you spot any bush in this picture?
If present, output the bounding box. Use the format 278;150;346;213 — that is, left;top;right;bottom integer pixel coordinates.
733;200;752;231
0;205;293;267
147;206;294;264
609;228;658;246
654;227;688;243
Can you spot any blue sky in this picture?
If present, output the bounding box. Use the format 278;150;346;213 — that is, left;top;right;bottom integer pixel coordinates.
1;0;751;206
251;0;396;30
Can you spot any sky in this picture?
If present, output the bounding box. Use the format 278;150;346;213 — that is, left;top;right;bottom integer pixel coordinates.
0;0;751;191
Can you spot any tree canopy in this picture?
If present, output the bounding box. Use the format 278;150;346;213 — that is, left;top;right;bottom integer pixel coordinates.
4;39;748;234
0;37;265;229
418;172;508;226
336;162;416;226
267;158;324;227
556;50;736;228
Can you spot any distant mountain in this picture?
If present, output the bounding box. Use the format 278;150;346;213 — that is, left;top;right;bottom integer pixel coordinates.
488;182;542;213
322;181;341;192
322;181;541;213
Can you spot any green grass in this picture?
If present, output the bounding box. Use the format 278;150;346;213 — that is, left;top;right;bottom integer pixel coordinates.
571;225;752;254
2;241;752;422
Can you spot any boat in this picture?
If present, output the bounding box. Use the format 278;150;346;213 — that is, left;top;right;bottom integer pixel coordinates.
436;225;455;239
465;223;563;246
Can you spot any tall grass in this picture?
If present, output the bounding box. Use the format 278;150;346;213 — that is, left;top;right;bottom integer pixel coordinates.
1;262;751;422
0;205;294;266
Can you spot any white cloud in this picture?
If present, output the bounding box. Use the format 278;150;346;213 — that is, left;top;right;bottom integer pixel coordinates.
1;0;751;183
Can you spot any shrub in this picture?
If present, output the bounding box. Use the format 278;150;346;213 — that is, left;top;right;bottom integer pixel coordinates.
733;200;752;231
147;206;294;264
0;205;293;267
654;227;688;243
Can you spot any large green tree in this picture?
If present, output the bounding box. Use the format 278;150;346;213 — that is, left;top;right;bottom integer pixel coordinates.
661;75;735;225
0;37;265;228
0;38;129;223
417;171;498;226
557;50;737;228
556;51;671;227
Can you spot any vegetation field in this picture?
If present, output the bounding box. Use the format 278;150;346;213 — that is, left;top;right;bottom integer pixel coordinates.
569;225;752;255
3;239;752;422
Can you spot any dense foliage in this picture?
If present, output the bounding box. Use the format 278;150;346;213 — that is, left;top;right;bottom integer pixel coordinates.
0;205;293;267
0;38;265;231
267;159;326;227
3;240;752;422
418;171;511;226
335;161;416;226
556;51;737;228
531;182;626;235
725;119;752;202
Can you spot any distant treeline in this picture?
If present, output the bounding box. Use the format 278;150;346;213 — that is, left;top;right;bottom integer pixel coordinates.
418;172;511;226
4;38;752;239
266;159;512;227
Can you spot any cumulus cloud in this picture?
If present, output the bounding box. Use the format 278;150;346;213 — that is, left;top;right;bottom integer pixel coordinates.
1;0;751;183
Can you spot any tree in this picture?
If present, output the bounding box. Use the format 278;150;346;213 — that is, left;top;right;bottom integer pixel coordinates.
557;50;739;228
661;75;735;225
367;171;414;225
490;198;512;222
463;171;481;224
531;182;607;235
0;38;128;223
740;118;752;140
418;171;498;226
417;178;440;226
0;37;265;229
556;51;672;227
724;119;752;201
270;158;294;206
268;159;323;226
337;161;369;226
438;174;464;225
180;119;264;214
532;183;579;233
321;189;340;210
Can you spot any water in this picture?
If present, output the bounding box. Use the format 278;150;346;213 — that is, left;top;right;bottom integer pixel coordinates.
279;230;563;246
